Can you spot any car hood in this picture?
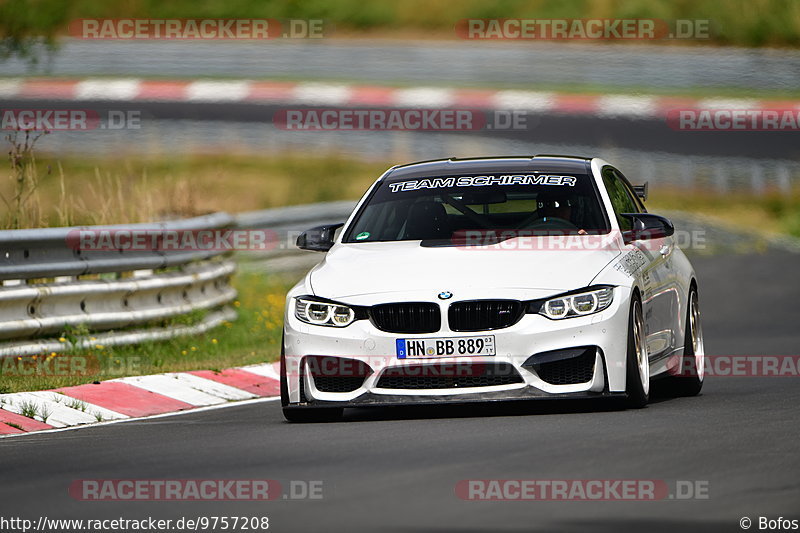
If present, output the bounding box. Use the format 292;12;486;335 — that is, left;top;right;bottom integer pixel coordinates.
308;240;622;301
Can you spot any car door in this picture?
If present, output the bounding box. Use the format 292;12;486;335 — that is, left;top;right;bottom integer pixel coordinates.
602;166;674;359
616;168;680;357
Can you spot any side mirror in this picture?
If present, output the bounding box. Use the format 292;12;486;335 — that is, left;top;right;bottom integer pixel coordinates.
620;213;674;244
296;223;344;252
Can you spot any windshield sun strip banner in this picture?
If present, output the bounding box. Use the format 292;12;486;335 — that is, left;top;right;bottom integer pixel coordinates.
386;175;578;192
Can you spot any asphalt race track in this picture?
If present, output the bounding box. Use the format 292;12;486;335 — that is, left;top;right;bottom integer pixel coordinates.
1;250;798;533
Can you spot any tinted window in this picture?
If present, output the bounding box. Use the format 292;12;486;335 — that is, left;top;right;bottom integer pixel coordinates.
614;169;646;213
602;167;639;231
343;173;610;242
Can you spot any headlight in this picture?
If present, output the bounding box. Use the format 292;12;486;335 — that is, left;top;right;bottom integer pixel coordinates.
537;287;614;320
295;297;356;327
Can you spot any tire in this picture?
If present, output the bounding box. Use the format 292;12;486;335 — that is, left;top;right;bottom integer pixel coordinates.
663;286;704;397
280;335;344;422
625;294;649;408
280;333;289;407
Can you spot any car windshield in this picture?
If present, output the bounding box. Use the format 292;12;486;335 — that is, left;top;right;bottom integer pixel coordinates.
343;173;610;243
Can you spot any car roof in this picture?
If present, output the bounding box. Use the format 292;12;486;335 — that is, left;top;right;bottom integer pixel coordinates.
383;155;592;181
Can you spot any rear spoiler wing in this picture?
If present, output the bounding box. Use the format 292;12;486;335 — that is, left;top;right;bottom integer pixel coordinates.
632;183;648;202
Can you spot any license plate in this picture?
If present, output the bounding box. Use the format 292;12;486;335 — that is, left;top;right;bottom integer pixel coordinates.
396;336;496;358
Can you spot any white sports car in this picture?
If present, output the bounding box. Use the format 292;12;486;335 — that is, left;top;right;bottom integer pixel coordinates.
281;156;704;422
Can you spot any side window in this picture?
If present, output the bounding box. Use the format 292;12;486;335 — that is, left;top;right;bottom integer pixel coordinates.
601;167;639;231
614;169;646;213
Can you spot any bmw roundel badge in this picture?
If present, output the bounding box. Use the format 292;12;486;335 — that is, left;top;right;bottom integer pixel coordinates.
438;291;453;300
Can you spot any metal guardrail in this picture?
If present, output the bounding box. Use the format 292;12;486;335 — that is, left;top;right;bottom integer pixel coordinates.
234;201;355;274
0;212;233;280
0;213;237;357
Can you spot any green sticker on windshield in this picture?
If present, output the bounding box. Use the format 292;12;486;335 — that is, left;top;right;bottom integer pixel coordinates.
355;231;370;241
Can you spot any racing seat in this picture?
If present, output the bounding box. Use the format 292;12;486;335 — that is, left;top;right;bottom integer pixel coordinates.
404;201;451;240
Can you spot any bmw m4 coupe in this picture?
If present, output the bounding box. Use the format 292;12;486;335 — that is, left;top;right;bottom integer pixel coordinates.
281;155;704;422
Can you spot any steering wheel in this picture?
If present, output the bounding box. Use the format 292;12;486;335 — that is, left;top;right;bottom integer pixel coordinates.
524;216;579;231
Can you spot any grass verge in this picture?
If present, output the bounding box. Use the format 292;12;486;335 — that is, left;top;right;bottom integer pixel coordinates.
648;189;800;239
0;152;386;228
6;151;799;238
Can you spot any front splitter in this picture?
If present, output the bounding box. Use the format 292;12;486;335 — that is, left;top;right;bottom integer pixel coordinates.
285;387;625;410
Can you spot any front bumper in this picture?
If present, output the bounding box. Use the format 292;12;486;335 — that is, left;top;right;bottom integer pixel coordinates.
283;289;632;407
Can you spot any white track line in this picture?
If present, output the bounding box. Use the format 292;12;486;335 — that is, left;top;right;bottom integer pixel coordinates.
237;362;281;381
492;90;554;112
75;79;141;100
186;80;251;102
696;97;760;109
0;79;23;98
292;83;352;105
166;372;257;400
393;87;455;108
113;374;229;406
596;95;658;118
